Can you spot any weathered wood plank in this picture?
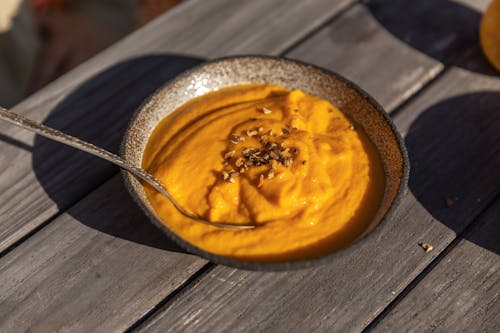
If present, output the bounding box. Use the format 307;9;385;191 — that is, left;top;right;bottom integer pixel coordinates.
135;59;500;332
0;175;208;332
454;0;491;12
0;55;203;253
0;1;361;331
287;3;441;111
361;0;486;71
288;0;491;111
0;0;356;253
0;1;495;332
370;198;500;333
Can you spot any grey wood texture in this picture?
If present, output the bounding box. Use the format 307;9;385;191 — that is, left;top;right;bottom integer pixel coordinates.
0;0;356;254
371;198;500;333
0;0;497;332
0;2;450;330
136;60;500;332
2;0;484;256
0;175;208;332
288;3;442;111
289;0;491;111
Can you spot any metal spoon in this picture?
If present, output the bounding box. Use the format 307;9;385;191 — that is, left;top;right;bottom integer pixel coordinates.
0;106;255;230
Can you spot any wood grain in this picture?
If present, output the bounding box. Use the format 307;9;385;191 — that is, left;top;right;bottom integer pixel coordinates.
0;1;361;331
289;0;493;111
370;198;500;333
136;61;500;332
0;175;208;333
287;3;442;111
0;0;497;332
0;0;356;254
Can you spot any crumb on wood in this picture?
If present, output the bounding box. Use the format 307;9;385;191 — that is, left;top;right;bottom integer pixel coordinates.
419;243;433;252
445;197;456;208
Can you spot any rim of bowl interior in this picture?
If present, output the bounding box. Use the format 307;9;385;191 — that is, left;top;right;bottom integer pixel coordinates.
120;55;410;271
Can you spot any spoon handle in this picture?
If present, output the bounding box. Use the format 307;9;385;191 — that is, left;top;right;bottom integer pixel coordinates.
0;106;161;189
0;106;254;230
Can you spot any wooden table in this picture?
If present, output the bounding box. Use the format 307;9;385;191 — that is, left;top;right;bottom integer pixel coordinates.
0;0;499;331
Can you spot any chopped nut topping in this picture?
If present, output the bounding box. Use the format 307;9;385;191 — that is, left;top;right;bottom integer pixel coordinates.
258;174;264;187
224;150;235;159
222;126;301;183
420;243;433;252
230;133;245;144
235;157;245;167
349;125;355;131
222;170;240;183
269;151;280;160
282;157;292;167
261;107;273;114
246;130;258;137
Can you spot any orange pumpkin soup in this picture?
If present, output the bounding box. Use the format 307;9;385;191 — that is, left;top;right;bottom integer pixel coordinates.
142;84;385;261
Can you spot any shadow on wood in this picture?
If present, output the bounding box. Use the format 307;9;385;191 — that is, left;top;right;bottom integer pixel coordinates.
406;92;500;255
31;54;204;253
0;132;33;152
364;0;499;76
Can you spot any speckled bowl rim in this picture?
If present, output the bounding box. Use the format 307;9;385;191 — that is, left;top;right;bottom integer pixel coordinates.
120;55;409;271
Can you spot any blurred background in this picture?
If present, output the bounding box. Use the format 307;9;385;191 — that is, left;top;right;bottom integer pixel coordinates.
0;0;183;107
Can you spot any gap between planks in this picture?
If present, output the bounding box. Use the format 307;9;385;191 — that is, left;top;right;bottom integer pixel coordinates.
0;0;484;330
126;67;451;333
131;46;500;331
0;0;358;257
362;190;500;332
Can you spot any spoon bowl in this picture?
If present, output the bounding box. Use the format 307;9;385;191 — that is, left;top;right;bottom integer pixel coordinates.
121;55;409;270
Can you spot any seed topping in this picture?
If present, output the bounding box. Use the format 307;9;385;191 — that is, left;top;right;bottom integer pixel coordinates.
224;150;235;159
230;133;245;144
221;127;300;183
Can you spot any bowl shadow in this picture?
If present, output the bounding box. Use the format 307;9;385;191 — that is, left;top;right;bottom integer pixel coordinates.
31;54;204;253
406;91;500;255
364;0;499;76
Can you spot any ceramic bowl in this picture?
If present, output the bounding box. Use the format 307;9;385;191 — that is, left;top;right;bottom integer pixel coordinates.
121;55;409;270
